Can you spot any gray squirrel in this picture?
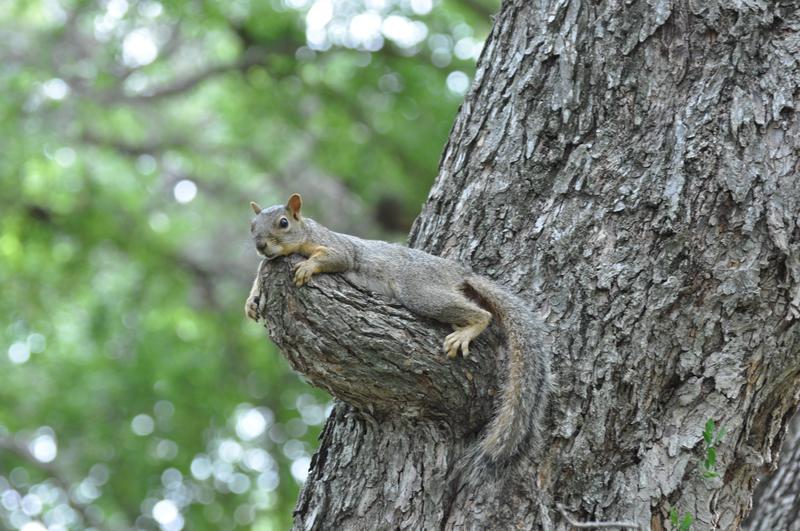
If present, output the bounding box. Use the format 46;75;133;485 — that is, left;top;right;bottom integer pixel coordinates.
245;193;551;480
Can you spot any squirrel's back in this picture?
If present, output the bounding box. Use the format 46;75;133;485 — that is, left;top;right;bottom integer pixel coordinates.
319;222;551;479
325;227;470;300
249;198;551;485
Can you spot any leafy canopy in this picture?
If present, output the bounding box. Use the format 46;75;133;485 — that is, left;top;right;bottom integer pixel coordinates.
0;0;495;529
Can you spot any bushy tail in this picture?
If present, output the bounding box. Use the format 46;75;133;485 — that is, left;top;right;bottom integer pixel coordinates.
458;275;552;483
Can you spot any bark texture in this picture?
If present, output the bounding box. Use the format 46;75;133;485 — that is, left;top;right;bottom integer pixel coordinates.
744;412;800;530
252;0;800;528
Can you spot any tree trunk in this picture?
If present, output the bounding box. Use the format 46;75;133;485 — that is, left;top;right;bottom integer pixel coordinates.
744;411;800;530
252;0;800;528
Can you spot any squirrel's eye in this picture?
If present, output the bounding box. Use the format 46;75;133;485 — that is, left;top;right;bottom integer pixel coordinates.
279;217;289;228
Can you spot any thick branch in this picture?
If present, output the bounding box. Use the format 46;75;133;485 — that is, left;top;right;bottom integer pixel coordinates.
254;256;499;431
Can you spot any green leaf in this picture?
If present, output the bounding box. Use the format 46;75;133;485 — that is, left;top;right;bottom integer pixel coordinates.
680;513;694;531
706;447;717;468
670;508;679;526
703;419;715;445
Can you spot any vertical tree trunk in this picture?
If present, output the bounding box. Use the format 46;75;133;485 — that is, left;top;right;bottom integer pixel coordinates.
744;411;800;530
253;0;800;528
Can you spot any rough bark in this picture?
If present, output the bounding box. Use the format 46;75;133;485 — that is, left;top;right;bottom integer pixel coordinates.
744;411;800;530
252;0;800;529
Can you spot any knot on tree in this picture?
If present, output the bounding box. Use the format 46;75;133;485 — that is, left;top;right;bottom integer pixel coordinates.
254;256;501;433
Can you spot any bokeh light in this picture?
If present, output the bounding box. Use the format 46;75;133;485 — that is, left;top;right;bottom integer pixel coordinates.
0;0;494;527
29;434;57;464
131;414;155;436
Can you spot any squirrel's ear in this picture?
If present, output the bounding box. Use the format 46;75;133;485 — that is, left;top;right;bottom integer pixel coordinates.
286;193;302;220
250;202;263;214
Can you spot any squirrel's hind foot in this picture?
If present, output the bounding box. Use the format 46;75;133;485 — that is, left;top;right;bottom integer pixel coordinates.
443;310;491;359
443;325;480;359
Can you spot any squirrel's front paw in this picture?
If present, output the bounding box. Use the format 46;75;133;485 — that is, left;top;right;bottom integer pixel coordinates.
292;260;318;287
245;293;261;321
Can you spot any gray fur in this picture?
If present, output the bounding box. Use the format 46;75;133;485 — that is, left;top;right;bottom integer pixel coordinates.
248;198;552;482
458;275;553;484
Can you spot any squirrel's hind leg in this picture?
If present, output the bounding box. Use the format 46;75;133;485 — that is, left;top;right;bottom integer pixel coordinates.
401;288;491;359
444;313;491;359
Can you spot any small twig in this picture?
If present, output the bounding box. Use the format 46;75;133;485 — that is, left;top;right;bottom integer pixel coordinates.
557;503;641;530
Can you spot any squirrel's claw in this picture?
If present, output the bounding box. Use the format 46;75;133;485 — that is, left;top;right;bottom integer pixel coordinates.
293;260;317;287
245;293;262;322
444;330;471;359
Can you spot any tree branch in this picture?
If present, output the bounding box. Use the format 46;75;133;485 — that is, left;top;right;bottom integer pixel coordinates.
21;201;231;309
96;49;270;104
79;131;192;157
253;256;499;429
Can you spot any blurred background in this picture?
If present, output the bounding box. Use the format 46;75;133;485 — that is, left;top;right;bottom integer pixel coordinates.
0;0;496;529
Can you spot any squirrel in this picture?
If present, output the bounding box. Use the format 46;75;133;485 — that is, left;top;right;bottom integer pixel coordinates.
245;193;551;481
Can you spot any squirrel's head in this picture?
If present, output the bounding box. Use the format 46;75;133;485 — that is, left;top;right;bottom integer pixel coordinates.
249;193;306;258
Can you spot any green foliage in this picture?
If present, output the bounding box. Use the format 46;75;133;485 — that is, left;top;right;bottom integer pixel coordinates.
0;0;497;528
669;507;693;531
665;419;727;530
702;418;726;479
